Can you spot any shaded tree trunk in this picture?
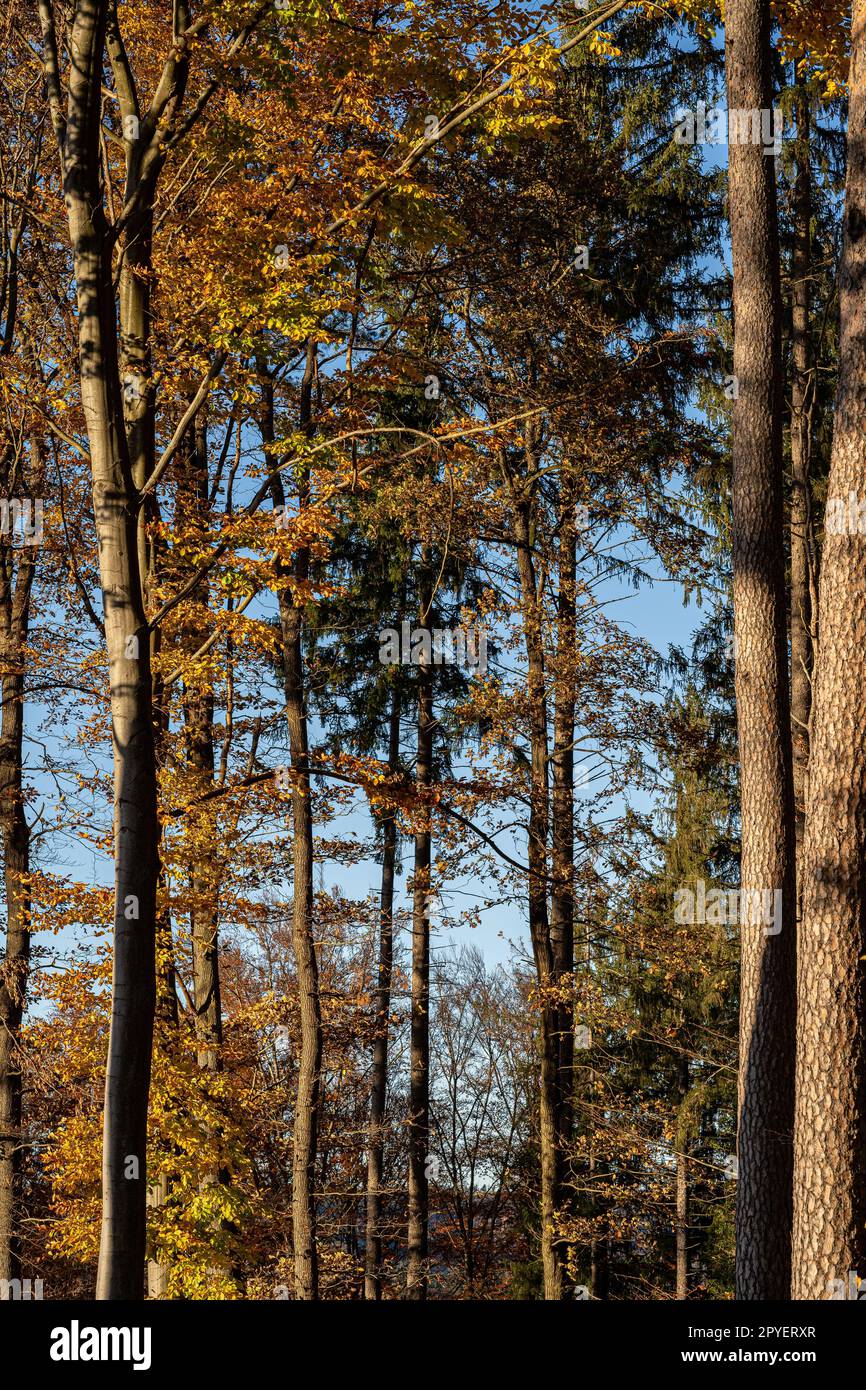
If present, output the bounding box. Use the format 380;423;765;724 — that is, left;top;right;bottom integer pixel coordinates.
407;561;433;1300
725;0;797;1300
510;459;561;1299
789;88;815;896
364;685;401;1299
675;1057;691;1300
0;517;34;1287
792;0;866;1298
590;1219;609;1302
551;473;576;1288
675;1151;688;1300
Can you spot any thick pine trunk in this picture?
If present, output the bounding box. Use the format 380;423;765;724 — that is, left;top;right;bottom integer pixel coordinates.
791;0;866;1298
789;91;814;895
364;687;401;1300
725;0;797;1300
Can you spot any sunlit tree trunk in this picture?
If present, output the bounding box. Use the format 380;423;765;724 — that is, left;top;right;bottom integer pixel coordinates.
38;0;161;1298
725;0;797;1300
261;349;323;1299
792;0;866;1298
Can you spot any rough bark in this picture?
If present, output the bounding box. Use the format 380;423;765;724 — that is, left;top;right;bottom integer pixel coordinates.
789;89;814;896
364;685;401;1300
791;0;866;1298
725;0;797;1300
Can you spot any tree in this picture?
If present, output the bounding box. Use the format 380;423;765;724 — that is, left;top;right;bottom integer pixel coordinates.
791;0;866;1300
724;0;797;1300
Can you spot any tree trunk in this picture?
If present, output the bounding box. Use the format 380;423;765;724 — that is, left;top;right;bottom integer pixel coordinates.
675;1151;688;1300
179;410;223;1077
675;1057;691;1300
44;0;161;1299
511;470;560;1300
725;0;797;1300
261;350;322;1299
791;0;866;1297
365;686;401;1299
0;527;34;1286
550;473;576;1289
789;88;814;898
590;1223;609;1302
407;561;433;1300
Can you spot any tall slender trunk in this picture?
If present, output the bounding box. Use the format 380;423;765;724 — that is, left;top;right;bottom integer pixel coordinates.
0;523;34;1286
789;89;814;895
365;685;401;1300
41;0;161;1298
675;1151;689;1301
145;917;176;1298
261;349;322;1299
725;0;797;1300
0;100;38;1292
792;0;866;1297
179;411;223;1077
37;0;188;1298
186;699;222;1076
675;1057;691;1300
511;472;560;1299
583;899;607;1300
590;1210;609;1301
550;474;576;1288
407;560;433;1300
